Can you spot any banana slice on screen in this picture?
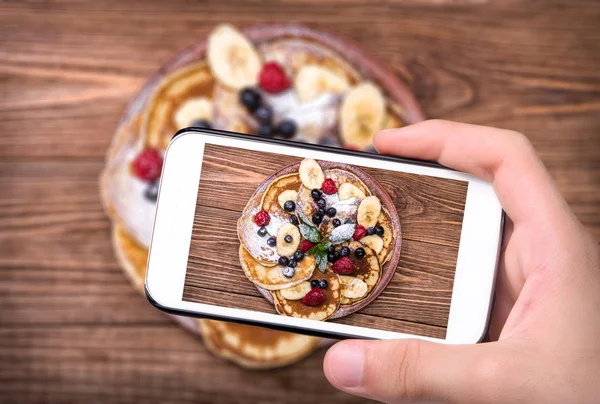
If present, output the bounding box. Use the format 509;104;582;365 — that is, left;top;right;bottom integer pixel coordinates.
338;182;366;201
276;223;301;257
299;158;325;190
340;82;386;150
339;276;368;299
294;65;350;103
280;281;312;300
207;24;262;90
360;235;384;254
357;196;382;228
277;190;298;210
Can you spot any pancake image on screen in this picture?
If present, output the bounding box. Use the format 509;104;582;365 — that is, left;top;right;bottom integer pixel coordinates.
238;158;402;320
100;23;423;368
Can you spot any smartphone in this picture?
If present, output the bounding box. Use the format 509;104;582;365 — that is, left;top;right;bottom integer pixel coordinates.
145;128;504;344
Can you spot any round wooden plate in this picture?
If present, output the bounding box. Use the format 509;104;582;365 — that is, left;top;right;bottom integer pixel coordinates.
249;160;402;319
116;23;425;137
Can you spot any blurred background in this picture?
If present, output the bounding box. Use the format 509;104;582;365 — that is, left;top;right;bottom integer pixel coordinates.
1;0;599;402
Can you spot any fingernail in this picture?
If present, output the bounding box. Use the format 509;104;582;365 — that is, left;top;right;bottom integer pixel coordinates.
328;343;365;387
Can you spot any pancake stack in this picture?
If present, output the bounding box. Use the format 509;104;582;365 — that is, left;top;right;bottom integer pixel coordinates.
238;158;400;321
101;23;417;368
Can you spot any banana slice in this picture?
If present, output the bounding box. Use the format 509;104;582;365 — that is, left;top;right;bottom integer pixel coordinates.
279;281;312;300
340;82;386;150
357;196;381;228
294;65;350;103
339;276;368;299
207;24;262;90
276;223;301;257
338;182;366;201
174;97;213;128
360;235;384;254
277;189;298;210
298;158;325;190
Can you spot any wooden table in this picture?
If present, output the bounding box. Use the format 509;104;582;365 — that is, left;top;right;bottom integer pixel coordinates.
1;1;599;402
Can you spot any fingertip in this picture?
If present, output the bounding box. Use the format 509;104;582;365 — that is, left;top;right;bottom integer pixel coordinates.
324;341;365;389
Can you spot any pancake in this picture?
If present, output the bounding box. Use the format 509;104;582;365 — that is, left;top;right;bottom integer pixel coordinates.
142;62;216;149
112;225;150;294
261;173;302;219
239;245;316;291
198;319;321;369
337;241;381;305
101;115;156;249
374;208;396;265
273;270;341;321
295;167;370;234
237;193;287;266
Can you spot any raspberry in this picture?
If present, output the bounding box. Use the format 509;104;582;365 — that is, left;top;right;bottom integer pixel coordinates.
332;257;354;275
132;149;163;182
353;225;367;240
321;178;337;195
302;287;325;307
258;62;291;93
253;210;271;226
299;240;315;253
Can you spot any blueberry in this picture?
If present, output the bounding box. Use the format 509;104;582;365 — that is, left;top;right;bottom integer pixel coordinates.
317;198;327;208
319;279;328;289
366;227;376;236
294;250;304;262
344;219;353;224
327;251;336;263
288;258;297;268
327;245;336;253
326;207;337;217
283;267;295;278
312;213;323;225
257;226;268;237
317;207;326;216
283;200;295;212
332;218;341;227
311;189;322;200
190;119;212;129
278;256;289;266
267;236;276;247
311;280;320;289
144;181;159;202
334;251;341;260
240;87;262;111
290;215;299;225
375;225;385;236
354;248;365;259
254;105;273;123
340;246;350;257
284;235;293;243
258;124;274;138
277;119;297;139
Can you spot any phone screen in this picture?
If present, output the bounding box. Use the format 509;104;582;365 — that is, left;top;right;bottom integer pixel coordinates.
183;143;468;339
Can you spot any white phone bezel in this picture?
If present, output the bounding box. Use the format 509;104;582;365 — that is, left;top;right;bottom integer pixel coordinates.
145;130;503;344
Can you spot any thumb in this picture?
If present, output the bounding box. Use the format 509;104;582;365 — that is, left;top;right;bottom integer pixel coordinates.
324;339;500;403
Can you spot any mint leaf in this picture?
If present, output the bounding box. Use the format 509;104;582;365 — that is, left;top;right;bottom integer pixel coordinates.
329;223;356;245
314;250;328;273
300;223;321;243
307;241;331;256
297;209;314;226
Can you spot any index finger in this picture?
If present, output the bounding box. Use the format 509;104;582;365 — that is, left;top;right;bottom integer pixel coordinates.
374;120;568;224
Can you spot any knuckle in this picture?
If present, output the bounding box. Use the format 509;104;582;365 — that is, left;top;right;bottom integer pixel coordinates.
394;340;424;400
504;130;535;155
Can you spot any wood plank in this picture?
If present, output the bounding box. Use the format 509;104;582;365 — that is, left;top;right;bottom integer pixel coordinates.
0;326;368;404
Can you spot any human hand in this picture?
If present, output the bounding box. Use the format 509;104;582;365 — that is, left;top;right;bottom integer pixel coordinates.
324;120;600;403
